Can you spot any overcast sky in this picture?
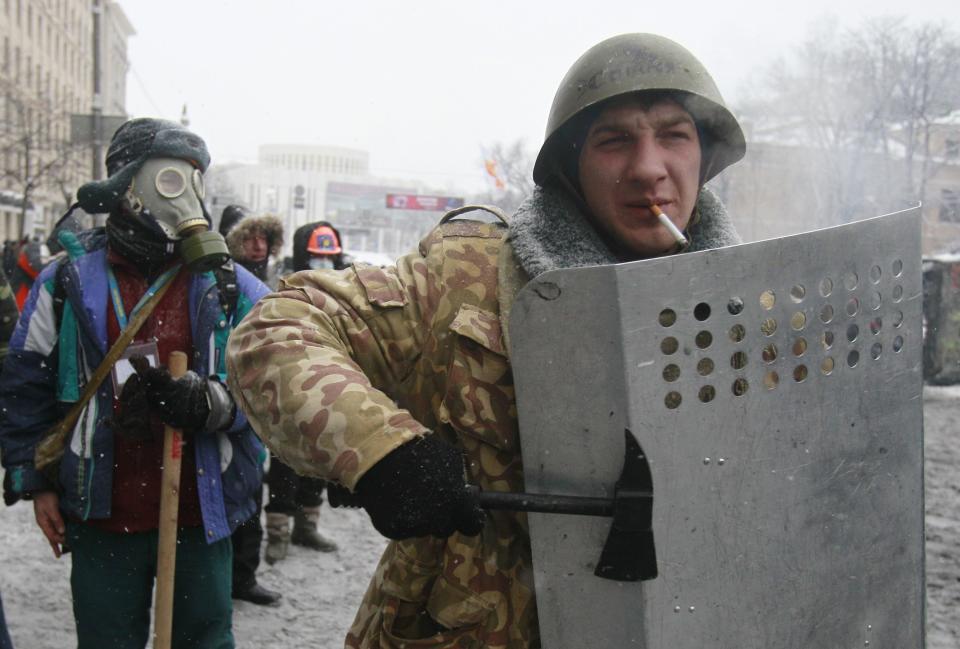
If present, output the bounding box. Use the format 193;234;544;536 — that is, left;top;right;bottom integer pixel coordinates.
121;0;958;194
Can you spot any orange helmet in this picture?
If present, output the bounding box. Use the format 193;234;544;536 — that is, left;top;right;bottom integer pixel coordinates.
307;224;342;255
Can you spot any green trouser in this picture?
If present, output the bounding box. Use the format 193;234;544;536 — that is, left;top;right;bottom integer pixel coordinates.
67;522;234;649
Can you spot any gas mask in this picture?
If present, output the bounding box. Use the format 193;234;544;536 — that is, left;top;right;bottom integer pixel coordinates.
308;256;336;270
125;157;230;273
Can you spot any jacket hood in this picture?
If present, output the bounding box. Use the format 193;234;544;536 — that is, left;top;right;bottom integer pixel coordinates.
292;220;344;272
226;214;284;261
507;183;741;280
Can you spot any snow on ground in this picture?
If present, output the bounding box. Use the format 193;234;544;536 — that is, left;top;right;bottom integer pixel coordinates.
1;386;959;648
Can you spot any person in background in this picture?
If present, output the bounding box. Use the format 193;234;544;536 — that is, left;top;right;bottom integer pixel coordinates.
0;267;17;649
0;118;269;649
220;205;284;606
260;221;348;565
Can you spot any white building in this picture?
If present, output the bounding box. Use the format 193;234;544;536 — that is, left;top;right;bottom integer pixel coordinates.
207;143;463;260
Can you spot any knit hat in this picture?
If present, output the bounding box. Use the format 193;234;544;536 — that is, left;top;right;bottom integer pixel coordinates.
77;118;211;214
218;204;248;237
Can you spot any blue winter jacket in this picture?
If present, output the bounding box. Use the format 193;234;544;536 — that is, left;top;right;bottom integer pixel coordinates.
0;233;270;542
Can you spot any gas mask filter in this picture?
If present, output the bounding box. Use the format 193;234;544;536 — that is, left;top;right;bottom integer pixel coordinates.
126;157;230;273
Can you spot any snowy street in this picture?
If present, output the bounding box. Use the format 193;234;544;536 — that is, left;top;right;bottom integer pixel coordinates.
1;385;959;648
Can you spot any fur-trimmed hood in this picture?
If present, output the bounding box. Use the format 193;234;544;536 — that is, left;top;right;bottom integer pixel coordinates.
225;214;285;261
507;184;740;279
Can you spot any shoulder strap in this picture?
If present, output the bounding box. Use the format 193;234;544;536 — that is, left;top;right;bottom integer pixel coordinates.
213;260;240;320
439;204;510;226
52;258;69;335
35;268;182;470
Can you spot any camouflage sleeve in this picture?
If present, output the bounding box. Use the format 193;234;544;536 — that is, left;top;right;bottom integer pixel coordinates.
226;252;433;490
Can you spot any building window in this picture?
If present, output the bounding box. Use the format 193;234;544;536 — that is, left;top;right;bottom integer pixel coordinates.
941;189;960;223
946;139;959;159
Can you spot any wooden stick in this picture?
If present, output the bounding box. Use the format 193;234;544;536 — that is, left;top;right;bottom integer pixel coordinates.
153;351;188;649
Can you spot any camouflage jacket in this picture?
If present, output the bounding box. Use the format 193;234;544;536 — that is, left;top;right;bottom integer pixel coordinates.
228;213;538;649
228;182;742;649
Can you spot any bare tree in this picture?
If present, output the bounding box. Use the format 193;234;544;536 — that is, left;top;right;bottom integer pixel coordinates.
472;139;535;214
736;17;960;226
0;78;83;237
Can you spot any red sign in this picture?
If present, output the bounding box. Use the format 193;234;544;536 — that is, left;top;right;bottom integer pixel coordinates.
385;193;465;211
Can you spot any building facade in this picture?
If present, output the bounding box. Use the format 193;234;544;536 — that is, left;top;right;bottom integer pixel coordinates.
0;0;132;241
207;143;461;261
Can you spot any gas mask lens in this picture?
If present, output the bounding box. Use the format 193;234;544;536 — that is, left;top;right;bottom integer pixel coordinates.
192;169;205;199
308;257;335;270
155;167;187;198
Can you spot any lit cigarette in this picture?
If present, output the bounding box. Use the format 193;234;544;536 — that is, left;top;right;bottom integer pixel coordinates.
650;204;688;246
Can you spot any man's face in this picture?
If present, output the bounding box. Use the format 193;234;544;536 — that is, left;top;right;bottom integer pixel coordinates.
242;232;268;263
578;97;701;259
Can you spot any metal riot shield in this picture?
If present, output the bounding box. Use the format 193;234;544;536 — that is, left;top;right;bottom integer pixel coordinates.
510;206;924;648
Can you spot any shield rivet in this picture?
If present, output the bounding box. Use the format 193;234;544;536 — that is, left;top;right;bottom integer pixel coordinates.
718;458;726;465
703;457;711;465
689;606;695;613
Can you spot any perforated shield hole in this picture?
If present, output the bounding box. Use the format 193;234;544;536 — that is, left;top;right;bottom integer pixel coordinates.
663;364;680;382
869;291;882;311
844;272;859;291
762;344;778;363
761;318;778;336
731;351;748;370
819;277;833;297
659;309;677;327
793;365;808;382
847;324;859;342
870;342;882;360
893;310;904;327
821;357;835;375
732;378;749;396
661;337;679;354
729;324;746;343
763;372;779;390
790;312;806;330
822;331;835;350
698;385;716;403
892;259;903;277
893;336;904;353
697;358;715;376
892;285;903;302
847;350;860;367
759;290;776;310
846;298;860;317
665;392;682;409
790;285;806;302
695;331;713;349
694;302;711;321
792;338;808;356
870;265;882;283
727;297;744;315
819;304;834;323
869;317;882;335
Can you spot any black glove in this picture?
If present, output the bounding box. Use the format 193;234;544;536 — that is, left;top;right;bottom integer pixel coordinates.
112;369;155;440
326;481;363;508
352;435;485;540
131;355;234;434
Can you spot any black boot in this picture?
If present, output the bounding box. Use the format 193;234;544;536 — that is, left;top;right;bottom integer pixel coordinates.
233;582;282;606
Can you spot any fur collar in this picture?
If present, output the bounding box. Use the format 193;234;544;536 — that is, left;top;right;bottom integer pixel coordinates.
507;184;741;279
225;214;284;261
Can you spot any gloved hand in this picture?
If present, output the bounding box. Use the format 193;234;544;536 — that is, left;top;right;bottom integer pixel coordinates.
112;367;155;440
131;355;234;434
351;435;485;540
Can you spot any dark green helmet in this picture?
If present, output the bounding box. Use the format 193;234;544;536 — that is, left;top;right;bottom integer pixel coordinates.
533;33;746;186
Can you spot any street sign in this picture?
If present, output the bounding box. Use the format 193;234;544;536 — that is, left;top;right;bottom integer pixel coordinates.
385;193;464;211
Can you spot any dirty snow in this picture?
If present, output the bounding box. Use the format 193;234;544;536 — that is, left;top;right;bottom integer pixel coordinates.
1;386;958;648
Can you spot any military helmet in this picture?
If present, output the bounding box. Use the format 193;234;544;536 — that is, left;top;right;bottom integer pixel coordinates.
533;33;746;186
